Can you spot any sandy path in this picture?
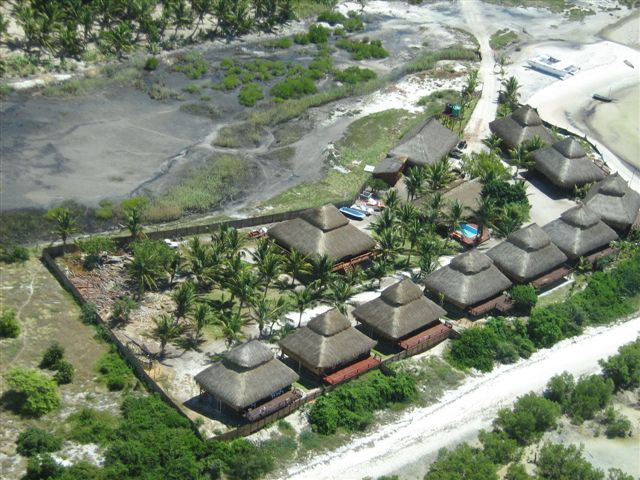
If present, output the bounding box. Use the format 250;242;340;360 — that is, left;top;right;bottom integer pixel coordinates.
461;0;498;152
281;316;640;480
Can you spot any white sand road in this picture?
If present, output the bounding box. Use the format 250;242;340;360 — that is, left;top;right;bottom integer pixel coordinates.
281;316;640;480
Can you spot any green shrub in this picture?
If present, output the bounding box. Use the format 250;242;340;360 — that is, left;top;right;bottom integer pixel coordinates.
94;200;114;220
509;284;537;312
111;295;138;325
494;393;561;445
54;360;75;385
3;368;61;417
600;339;640;391
308;55;333;77
96;349;133;391
144;56;159;71
527;305;581;348
0;307;20;338
0;242;30;263
317;10;346;25
343;12;365;32
405;45;478;73
543;372;575;411
24;454;63;479
336;38;389;60
270;75;317;99
216;73;241;90
266;37;292;49
536;443;605;480
567;375;613;423
174;52;209;79
80;302;99;325
182;83;200;94
599;407;632;438
333;66;377;84
40;342;65;369
16;428;63;457
478;429;521;465
308;24;331;44
66;408;118;445
238;83;264;107
308;370;416;434
293;32;310;44
424;443;498;480
504;463;533;480
76;236;117;270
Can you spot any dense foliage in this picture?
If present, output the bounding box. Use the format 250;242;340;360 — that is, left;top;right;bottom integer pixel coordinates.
509;284;537;313
16;428;63;457
0;306;20;338
599;339;640;391
0;242;30;263
536;443;605;480
424;444;498;480
96;348;134;391
494;393;561;445
40;342;65;369
333;66;377;84
336;38;389;60
3;368;61;417
308;370;417;434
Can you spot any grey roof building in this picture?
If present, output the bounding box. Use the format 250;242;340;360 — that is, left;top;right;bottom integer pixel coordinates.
583;173;640;230
389;117;459;167
489;105;554;150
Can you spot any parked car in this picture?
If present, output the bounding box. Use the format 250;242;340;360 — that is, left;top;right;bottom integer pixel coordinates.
457;140;468;150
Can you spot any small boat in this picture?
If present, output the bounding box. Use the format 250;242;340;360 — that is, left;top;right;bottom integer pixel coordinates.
624;59;634;69
350;203;374;216
339;207;366;220
592;93;613;102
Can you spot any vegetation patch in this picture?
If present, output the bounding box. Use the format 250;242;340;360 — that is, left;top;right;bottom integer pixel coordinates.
333;66;377;84
173;52;209;79
405;45;478;74
96;349;134;391
489;29;519;49
65;408;119;445
335;38;389;60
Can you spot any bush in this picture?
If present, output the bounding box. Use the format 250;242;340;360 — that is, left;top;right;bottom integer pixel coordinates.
80;302;99;325
317;10;346;25
543;372;575;411
600;339;640;391
3;368;60;417
567;375;613;423
270;75;317;100
0;307;20;338
335;38;389;60
505;463;533;480
0;242;30;263
24;454;63;480
494;393;561;445
478;429;521;465
54;360;75;385
111;295;138;325
76;235;117;270
333;66;377;84
536;443;605;480
267;37;292;49
599;407;632;438
174;52;209;79
308;24;331;44
67;408;118;445
16;428;63;457
308;370;416;434
509;284;537;312
424;443;498;480
144;56;159;71
238;83;264;107
293;32;310;44
96;349;133;391
40;342;65;369
527;305;580;348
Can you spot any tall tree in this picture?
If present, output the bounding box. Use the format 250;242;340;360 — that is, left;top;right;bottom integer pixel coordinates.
472;197;499;244
190;302;212;344
121;197;148;241
215;310;247;349
46;207;77;246
482;134;503;154
171;280;196;320
284;248;310;288
250;296;286;337
327;278;356;315
152;314;184;358
445;199;466;245
290;287;316;328
502;75;521;109
256;252;283;299
405;166;424;201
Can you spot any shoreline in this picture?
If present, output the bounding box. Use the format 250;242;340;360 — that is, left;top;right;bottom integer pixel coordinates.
283;316;640;480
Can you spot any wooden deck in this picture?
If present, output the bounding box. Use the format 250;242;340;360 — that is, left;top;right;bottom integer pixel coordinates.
450;224;491;247
323;356;382;385
585;247;618;264
332;251;377;273
467;294;513;317
243;389;303;422
531;265;572;289
398;322;453;351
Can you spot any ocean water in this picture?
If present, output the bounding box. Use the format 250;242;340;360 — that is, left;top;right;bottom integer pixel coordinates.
586;82;640;170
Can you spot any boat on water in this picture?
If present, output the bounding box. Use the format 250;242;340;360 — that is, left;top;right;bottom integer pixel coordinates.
339;207;367;220
592;93;613;102
527;54;579;79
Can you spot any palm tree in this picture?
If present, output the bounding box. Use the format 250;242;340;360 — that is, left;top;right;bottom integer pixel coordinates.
216;310;247;349
256;252;283;299
126;244;167;296
404;216;424;268
310;254;336;291
463;68;479;100
327;279;356;315
185;237;219;288
445;199;466;244
290;287;316;327
368;260;388;289
384;189;400;211
46;207;77;246
371;208;396;236
191;303;213;344
417;233;445;278
405;166;424;201
524;134;547;153
251;237;273;266
502;76;521;108
251;297;286;337
472;197;499;244
172;280;196;320
152;314;184;358
482;134;503;154
397;202;418;241
225;268;257;315
121;198;147;241
375;227;401;265
424;192;445;227
215;224;245;259
284;249;310;288
508;143;530;178
425;157;453;192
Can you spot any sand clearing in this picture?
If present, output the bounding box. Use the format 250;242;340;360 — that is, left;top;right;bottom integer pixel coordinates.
282;316;640;480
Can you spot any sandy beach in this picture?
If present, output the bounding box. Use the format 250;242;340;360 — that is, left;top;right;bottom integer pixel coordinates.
282;317;640;480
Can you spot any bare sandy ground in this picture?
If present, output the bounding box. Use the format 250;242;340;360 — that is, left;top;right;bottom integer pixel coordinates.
282;316;640;480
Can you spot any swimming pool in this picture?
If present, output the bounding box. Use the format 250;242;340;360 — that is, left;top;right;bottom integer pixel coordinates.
457;223;478;238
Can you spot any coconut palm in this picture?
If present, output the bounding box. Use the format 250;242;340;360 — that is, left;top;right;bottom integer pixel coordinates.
445;199;466;244
46;207;77;247
290;287;316;327
126;243;167;296
524;134;547;153
502;75;521;108
284;248;311;288
327;278;356;315
251;237;274;266
463;68;479;99
213;224;245;259
404;216;424;268
251;297;286;337
216;310;247;349
191;303;213;344
152;314;184;358
482;134;503;154
472;197;499;244
384;189;400;211
371;208;397;236
368;260;388;289
172;280;196;320
417;232;445;278
310;254;336;291
375;227;402;265
424;192;445;227
425;157;453;192
405;166;424;201
121;198;147;241
508;143;530;178
185;237;220;287
256;252;283;299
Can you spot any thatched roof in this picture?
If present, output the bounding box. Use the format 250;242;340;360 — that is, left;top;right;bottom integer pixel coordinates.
374;157;406;174
423;250;512;308
583;173;640;230
532;137;605;189
194;340;299;411
388;117;459;167
542;204;618;260
487;223;568;283
268;204;376;262
279;309;376;371
489;105;554;150
352;278;447;341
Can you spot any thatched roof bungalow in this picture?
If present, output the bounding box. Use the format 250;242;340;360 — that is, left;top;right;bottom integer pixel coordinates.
373;157;406;186
194;340;299;413
489;105;554;150
268;204;376;263
583;173;640;230
532;137;605;189
487;223;568;283
352;278;446;343
279;309;376;377
423;250;512;309
388;117;459;167
542;204;618;260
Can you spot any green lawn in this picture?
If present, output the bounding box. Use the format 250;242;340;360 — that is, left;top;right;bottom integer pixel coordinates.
489;29;520;50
